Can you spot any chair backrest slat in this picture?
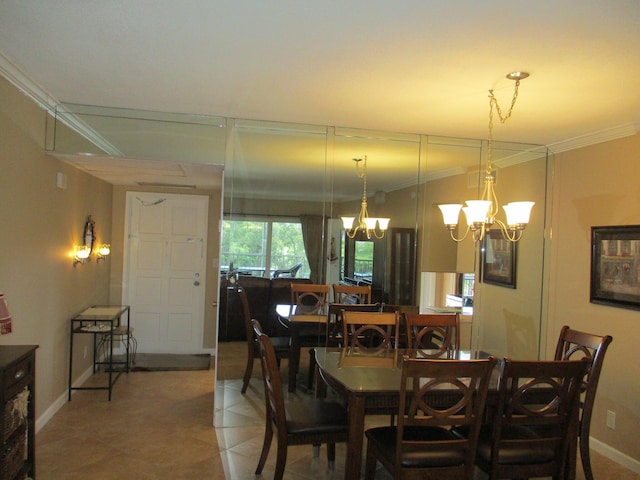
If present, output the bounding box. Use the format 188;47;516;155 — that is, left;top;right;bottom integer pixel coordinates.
327;303;380;346
332;284;372;304
404;313;460;358
487;357;590;478
252;320;287;431
290;283;330;317
397;356;497;476
342;310;399;349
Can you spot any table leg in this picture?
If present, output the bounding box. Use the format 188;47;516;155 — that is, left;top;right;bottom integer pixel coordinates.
344;393;366;479
108;323;114;401
68;322;74;401
288;328;300;392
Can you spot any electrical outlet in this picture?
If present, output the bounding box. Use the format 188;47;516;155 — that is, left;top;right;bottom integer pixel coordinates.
83;346;88;359
606;410;616;429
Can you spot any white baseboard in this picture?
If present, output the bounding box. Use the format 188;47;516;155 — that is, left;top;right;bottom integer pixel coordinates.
590;436;640;474
35;365;94;433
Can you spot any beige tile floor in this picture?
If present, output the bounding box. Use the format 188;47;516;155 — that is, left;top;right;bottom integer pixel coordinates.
37;342;639;479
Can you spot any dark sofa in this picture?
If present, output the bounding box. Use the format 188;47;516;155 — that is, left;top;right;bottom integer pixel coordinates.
218;275;312;341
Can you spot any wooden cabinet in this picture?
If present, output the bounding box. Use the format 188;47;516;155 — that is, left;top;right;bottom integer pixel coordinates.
389;228;416;306
0;345;37;480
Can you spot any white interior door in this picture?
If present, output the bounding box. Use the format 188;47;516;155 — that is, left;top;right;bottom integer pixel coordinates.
124;192;209;354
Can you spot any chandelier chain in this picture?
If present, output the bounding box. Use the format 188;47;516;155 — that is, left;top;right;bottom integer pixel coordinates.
487;79;522;172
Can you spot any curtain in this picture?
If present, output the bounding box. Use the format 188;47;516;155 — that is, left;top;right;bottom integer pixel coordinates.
300;215;325;283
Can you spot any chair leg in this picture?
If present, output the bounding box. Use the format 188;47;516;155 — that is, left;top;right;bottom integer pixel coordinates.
255;423;273;475
580;430;594;480
241;354;254;394
274;437;288;480
307;349;316;390
327;442;336;469
364;443;378;480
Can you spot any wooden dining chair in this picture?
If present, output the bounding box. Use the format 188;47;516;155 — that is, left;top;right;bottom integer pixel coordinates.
290;283;330;318
252;320;348;480
332;284;372;304
236;286;290;394
326;302;380;347
469;357;590;480
364;356;497;480
554;325;613;480
342;310;399;349
404;313;460;358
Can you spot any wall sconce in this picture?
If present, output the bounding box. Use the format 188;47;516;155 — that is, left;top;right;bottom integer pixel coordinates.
96;244;111;262
73;245;91;267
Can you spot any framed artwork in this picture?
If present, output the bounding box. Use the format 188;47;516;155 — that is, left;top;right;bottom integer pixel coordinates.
591;225;640;311
481;229;516;288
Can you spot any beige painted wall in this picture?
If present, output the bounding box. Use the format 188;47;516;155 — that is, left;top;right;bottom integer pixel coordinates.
547;133;640;461
0;77;113;421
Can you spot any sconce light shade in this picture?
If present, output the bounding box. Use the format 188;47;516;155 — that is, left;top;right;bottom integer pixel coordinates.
341;217;355;230
438;204;463;226
503;201;535;227
73;245;91;267
463;200;492;225
96;244;111;262
376;218;391;231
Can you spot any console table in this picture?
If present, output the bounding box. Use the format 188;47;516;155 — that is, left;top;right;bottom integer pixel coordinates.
68;305;131;401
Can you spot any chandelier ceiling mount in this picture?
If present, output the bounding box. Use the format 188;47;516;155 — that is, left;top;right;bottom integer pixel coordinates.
438;71;535;243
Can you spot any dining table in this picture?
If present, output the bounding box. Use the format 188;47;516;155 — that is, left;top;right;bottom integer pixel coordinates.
313;346;574;480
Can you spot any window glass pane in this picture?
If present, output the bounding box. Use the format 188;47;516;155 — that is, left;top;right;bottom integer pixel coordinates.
270;222;310;278
221;220;267;276
354;240;373;283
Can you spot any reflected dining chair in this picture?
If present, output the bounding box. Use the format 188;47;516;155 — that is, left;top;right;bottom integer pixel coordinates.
342;310;399;349
252;320;348;480
288;283;330;391
554;325;613;480
364;356;497;480
332;284;372;304
236;286;290;394
326;302;380;347
404;313;460;358
469;357;590;480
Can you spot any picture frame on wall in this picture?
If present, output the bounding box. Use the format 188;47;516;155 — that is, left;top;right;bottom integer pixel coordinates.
590;225;640;311
481;229;516;288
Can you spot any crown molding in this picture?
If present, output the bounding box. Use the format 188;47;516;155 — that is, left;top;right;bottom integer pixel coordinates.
547;123;638;153
0;52;122;156
0;52;57;111
2;51;637;160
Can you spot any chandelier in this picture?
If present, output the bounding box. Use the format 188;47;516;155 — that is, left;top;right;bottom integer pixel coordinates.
438;71;534;243
341;156;390;239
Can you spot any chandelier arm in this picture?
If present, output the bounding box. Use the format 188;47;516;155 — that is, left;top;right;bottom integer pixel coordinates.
448;225;471;242
492;219;523;243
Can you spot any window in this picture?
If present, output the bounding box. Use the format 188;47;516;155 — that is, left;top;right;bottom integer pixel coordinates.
221;219;310;278
353;240;373;283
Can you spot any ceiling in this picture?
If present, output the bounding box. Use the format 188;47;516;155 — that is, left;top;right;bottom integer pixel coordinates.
0;1;638;191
